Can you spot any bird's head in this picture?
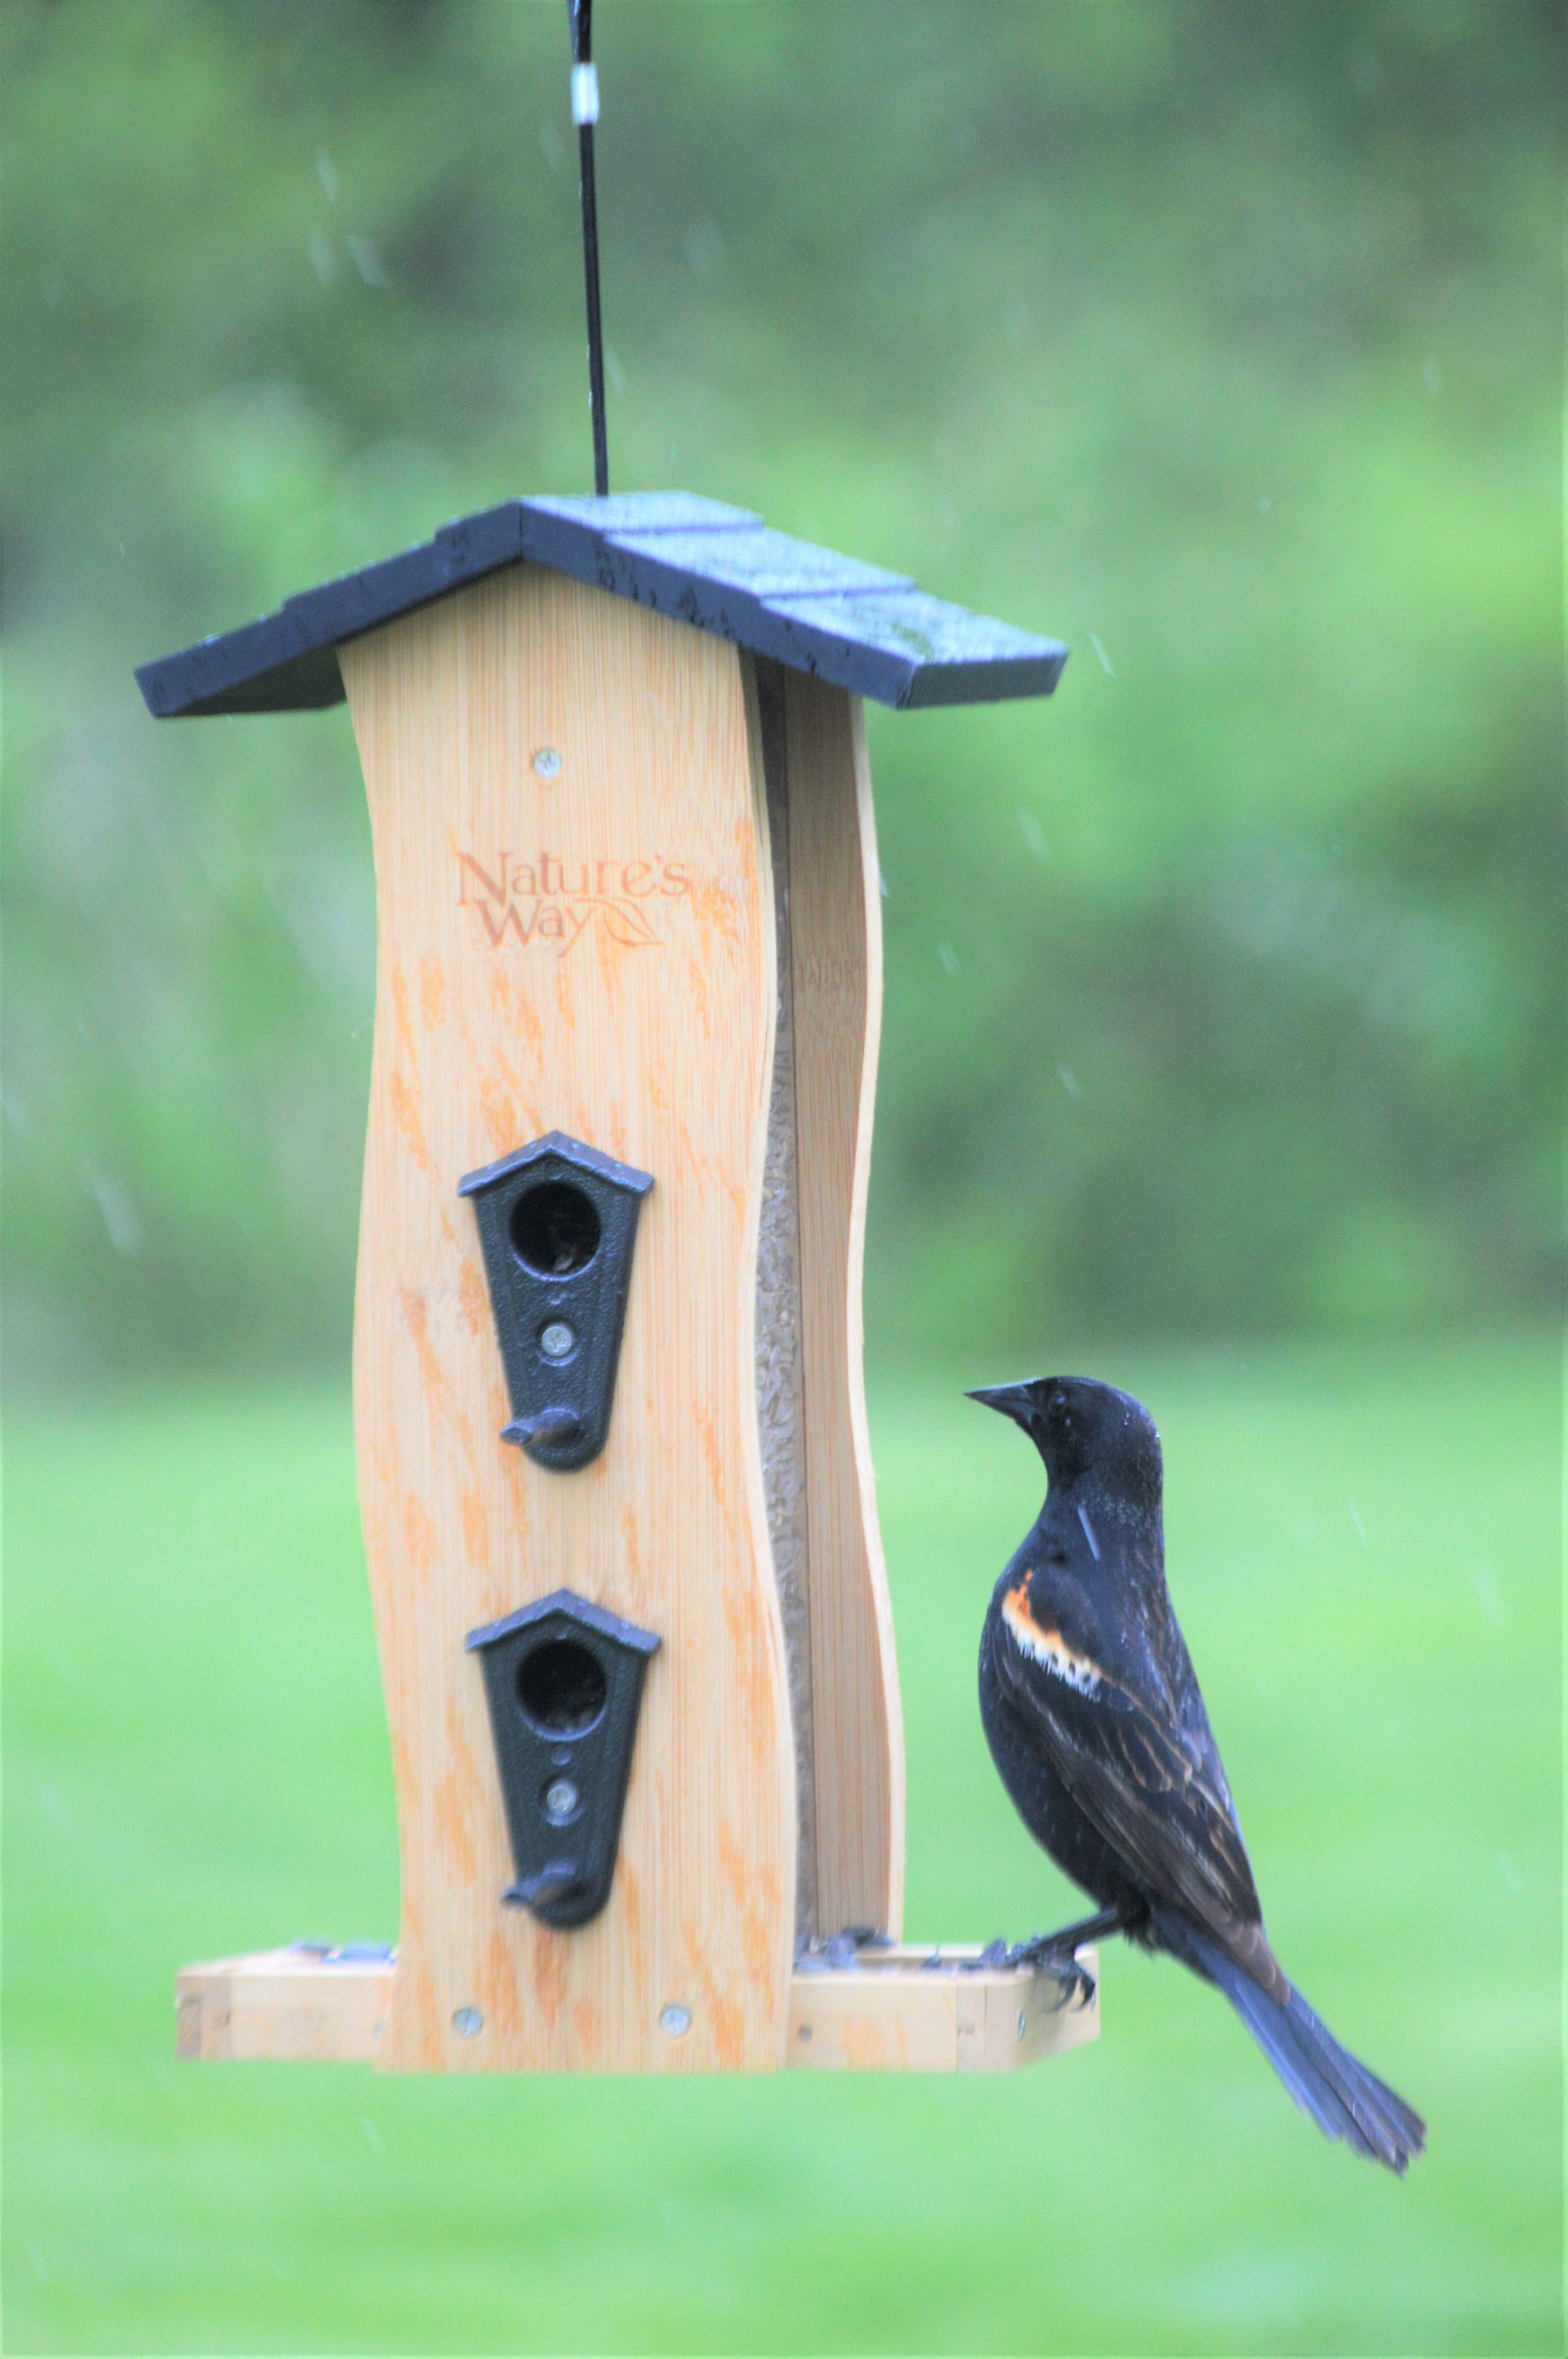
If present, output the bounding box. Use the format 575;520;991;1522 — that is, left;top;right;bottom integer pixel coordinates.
966;1374;1162;1501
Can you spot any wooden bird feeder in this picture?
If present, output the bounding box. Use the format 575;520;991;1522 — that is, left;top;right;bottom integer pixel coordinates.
138;491;1097;2075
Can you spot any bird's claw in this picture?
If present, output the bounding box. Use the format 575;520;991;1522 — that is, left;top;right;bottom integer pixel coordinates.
988;1931;1098;2010
958;1932;1096;2007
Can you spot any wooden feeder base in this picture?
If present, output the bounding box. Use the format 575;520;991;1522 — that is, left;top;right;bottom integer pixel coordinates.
175;1945;1099;2076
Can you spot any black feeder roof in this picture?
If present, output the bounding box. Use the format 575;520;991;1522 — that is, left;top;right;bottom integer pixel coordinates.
136;492;1067;719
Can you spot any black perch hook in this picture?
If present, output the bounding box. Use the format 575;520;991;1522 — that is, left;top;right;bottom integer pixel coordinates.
568;0;609;497
467;1590;660;1928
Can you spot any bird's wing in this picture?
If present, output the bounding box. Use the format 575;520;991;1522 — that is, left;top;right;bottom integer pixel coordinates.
990;1606;1263;1940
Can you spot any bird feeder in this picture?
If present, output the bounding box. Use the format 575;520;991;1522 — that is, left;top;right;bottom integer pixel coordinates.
140;490;1098;2075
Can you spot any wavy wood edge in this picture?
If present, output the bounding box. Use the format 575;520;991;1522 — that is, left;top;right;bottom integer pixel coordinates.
783;672;905;1939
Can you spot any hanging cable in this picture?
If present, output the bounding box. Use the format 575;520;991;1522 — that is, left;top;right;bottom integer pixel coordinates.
567;0;609;497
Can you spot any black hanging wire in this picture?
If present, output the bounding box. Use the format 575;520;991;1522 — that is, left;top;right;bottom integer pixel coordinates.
568;0;610;497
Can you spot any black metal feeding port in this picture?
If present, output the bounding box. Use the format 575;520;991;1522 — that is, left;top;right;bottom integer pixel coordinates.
466;1588;660;1929
459;1131;653;1471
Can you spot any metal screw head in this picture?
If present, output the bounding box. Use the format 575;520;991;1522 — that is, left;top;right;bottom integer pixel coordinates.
452;2006;484;2038
538;1320;576;1363
532;746;562;779
659;2002;692;2038
543;1777;580;1825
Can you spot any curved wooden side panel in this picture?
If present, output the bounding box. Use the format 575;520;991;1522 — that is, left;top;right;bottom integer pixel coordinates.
780;671;905;1939
341;566;795;2072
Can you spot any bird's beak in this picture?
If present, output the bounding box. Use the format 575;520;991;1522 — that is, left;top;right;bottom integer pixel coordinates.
966;1382;1039;1430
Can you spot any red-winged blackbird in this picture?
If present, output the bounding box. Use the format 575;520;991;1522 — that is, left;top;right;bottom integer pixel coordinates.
971;1373;1425;2174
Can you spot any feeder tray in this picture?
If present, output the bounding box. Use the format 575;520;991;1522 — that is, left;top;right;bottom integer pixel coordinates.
175;1944;1099;2074
139;492;1080;2075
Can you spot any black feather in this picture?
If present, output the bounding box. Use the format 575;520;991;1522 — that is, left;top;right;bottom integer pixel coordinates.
1151;1906;1426;2172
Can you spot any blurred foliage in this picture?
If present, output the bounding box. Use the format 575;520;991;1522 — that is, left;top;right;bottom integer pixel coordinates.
3;0;1560;1374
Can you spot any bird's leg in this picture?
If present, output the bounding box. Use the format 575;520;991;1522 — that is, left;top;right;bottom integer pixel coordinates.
1000;1906;1126;2007
1008;1904;1125;1964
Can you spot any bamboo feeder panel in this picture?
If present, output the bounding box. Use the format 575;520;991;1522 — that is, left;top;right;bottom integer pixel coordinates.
138;494;1079;2076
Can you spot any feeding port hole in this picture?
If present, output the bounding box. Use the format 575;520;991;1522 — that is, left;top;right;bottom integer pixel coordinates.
510;1181;601;1276
516;1637;607;1735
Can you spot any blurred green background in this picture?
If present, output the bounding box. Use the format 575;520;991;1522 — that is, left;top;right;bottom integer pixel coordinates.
4;0;1560;1370
4;2;1561;2353
6;1350;1561;2352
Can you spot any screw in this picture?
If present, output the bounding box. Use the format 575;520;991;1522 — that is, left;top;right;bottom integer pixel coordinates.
543;1777;580;1825
532;747;562;779
452;2007;484;2038
538;1321;576;1362
659;2003;692;2038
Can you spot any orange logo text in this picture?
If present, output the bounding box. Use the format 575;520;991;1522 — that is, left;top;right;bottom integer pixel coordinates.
456;850;691;953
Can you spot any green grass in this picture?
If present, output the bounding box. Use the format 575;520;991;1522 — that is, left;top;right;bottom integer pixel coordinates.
4;1337;1560;2354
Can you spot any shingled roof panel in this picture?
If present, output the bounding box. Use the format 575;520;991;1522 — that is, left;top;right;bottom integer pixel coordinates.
136;493;1066;718
606;524;911;600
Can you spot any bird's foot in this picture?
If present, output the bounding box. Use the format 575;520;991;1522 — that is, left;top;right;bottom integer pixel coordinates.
966;1905;1124;2007
1000;1933;1098;2010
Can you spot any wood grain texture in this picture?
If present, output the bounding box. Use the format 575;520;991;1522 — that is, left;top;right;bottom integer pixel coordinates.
173;1947;1099;2072
340;564;796;2074
175;1951;392;2063
788;1946;1100;2073
780;669;905;1939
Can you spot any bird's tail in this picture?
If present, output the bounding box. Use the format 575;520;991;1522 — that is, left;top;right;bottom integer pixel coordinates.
1152;1906;1426;2174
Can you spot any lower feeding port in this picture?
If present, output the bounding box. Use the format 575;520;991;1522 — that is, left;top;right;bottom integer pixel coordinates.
465;1589;660;1929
